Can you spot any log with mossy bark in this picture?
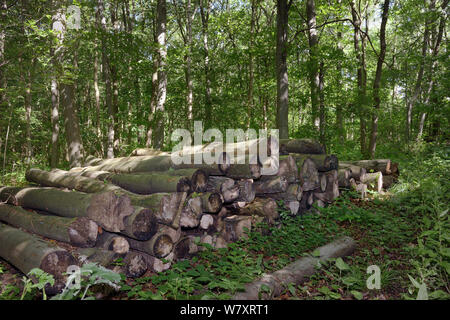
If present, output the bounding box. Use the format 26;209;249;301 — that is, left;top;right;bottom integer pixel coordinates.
0;222;77;294
129;148;170;157
338;164;366;181
340;159;392;175
337;168;352;188
95;231;130;254
105;172;192;195
0;187;133;233
296;157;320;191
140;251;173;273
279;139;325;155
76;248;147;278
74;153;226;176
222;215;252;242
24;171;187;229
314;170;339;204
290;154;338;172
0;204;98;248
124;232;174;258
237;197;279;225
194;192;223;213
254;176;288;195
267;183;303;202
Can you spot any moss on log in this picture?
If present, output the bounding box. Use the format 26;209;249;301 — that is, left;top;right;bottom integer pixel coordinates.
0;204;98;247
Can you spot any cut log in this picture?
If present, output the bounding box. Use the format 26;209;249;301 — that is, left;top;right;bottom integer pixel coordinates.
382;175;395;189
285;200;300;215
224;160;262;179
290;154;338;172
0;222;76;294
296;158;320;191
180;196;202;228
106;172;192;195
120;206;158;241
174;236;199;260
340;159;391;175
279;138;325;155
206;176;240;203
338;164;367;181
235;179;256;203
214;235;228;249
26;168;119;193
277;155;299;183
0;187;133;233
299;192;314;213
318;173;328;192
223;215;252;242
125;232;173;258
157;224;181;243
76;248;147;278
267;183;303;201
337;168;352;188
96;231;130;254
314;170;339;203
238;197;279;225
140;251;173;273
0;204;98;247
200;214;214;230
196;192;223;213
254;176;288;195
361;171;383;193
129;148;169;157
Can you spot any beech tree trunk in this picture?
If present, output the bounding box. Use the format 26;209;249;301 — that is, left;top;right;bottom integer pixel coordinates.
0;203;98;247
96;231;130;254
0;186;133;233
0;222;76;294
279;139;325;154
368;0;390;158
125;232;173;258
275;0;289;139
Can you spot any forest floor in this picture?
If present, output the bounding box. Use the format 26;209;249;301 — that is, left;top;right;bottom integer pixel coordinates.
0;143;448;300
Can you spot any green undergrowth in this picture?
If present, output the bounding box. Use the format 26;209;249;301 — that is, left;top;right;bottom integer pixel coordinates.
1;144;448;300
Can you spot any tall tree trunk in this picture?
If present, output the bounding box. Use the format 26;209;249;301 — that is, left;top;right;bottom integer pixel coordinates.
153;0;167;149
93;44;102;155
247;0;256;130
406;8;430;142
350;1;367;155
185;0;194;128
200;0;212;128
0;0;6;145
319;61;325;149
417;0;447;141
368;0;390;158
336;31;345;142
50;3;64;168
306;0;319;131
97;0;114;158
276;0;289;139
24;65;32;166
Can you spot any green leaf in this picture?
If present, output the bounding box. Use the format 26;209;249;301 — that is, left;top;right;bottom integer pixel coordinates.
351;290;363;300
335;257;350;271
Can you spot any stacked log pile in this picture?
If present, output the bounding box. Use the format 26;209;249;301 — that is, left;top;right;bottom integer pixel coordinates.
0;138;399;291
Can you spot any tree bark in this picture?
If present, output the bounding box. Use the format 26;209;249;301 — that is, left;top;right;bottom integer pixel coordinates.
0;222;76;294
279;138;325;154
0;186;133;233
0;203;98;247
290;153;338;172
368;0;390;158
306;0;320;131
96;231;130;254
200;0;212;128
125;232;173;258
275;0;289;139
